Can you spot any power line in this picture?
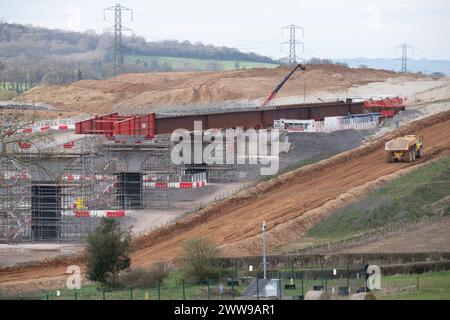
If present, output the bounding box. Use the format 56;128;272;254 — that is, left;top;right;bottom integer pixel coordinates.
233;36;283;49
303;35;346;60
77;19;106;29
238;43;281;50
396;43;414;73
131;20;180;40
104;3;134;76
281;24;304;65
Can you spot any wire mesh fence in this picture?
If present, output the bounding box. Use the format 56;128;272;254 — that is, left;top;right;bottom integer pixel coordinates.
33;265;375;301
2;263;440;301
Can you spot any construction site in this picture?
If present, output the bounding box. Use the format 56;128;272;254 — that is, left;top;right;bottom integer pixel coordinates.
1;62;449;245
0;50;449;301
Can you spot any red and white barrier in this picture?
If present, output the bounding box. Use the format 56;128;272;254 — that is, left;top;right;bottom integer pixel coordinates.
143;180;207;189
364;96;406;108
72;210;126;218
143;172;207;189
1;171;32;180
20;118;76;135
62;174;116;182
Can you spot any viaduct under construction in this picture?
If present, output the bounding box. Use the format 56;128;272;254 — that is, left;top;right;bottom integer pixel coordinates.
1;56;406;244
0;99;369;243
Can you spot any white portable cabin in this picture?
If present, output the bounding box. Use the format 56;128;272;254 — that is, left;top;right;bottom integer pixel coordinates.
273;119;316;132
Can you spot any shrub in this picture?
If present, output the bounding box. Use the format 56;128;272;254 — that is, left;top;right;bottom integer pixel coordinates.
85;218;131;289
180;237;220;284
118;263;170;289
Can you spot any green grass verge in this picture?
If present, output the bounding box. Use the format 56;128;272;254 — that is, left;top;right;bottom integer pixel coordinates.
308;155;450;238
125;55;279;71
375;271;450;300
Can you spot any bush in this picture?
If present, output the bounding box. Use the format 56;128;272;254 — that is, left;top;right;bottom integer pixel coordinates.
118;263;170;289
180;237;221;284
85;218;131;289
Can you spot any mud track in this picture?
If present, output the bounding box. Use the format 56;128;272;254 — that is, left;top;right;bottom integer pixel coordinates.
1;110;450;289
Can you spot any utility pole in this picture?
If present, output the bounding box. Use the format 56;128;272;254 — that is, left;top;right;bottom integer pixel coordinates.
396;43;414;73
281;24;304;65
262;221;267;280
104;3;134;76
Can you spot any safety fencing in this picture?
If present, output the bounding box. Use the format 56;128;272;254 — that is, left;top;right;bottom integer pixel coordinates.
313;120;379;133
12;265;368;300
21;118;76;134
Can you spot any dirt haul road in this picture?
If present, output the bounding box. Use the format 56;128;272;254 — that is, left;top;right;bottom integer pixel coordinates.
1;111;450;289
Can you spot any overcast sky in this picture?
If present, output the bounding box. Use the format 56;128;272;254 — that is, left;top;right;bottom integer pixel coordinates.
1;0;449;60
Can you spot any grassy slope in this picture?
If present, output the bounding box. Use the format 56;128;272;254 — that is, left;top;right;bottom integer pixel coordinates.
308;155;450;238
125;55;279;71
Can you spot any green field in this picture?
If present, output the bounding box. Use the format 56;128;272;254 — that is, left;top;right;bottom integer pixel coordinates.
125;55;279;71
376;271;450;300
308;155;450;239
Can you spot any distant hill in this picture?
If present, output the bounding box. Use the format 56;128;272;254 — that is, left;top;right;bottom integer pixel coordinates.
0;22;277;88
335;58;450;76
0;23;275;63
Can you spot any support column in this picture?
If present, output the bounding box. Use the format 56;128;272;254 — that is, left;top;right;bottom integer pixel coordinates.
31;183;61;241
116;172;142;209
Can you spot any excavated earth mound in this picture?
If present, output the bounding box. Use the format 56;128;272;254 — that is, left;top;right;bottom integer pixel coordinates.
14;65;413;115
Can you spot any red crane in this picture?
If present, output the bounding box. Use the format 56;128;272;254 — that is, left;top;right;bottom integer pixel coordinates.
261;63;306;108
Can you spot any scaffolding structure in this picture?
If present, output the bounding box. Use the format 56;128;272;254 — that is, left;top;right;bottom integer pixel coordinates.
0;157;100;243
0;136;191;243
0;119;252;243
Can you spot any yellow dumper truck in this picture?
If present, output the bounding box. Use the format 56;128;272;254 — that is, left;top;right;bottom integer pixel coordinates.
385;135;423;163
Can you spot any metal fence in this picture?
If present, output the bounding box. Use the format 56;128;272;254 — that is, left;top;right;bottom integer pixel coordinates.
36;266;371;300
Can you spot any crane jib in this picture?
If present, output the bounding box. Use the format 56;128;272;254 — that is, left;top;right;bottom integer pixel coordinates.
262;64;306;107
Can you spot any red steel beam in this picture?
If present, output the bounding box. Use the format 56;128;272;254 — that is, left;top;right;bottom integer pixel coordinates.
75;101;364;138
113;114;156;139
75;113;134;135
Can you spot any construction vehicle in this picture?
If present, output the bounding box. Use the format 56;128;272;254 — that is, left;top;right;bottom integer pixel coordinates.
385;135;423;163
262;63;306;107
